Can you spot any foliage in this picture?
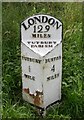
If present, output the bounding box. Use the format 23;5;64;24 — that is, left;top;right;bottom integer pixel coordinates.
2;2;84;120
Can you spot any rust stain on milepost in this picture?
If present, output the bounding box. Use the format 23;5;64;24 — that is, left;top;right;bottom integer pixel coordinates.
34;90;43;106
23;88;43;106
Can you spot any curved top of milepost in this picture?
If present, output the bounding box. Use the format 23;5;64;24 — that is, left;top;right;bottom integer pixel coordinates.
21;14;62;57
21;14;62;25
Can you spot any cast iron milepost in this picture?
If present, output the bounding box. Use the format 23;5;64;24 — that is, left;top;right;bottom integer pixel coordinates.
21;14;62;116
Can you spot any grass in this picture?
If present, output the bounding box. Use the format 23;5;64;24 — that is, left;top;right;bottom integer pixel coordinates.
2;2;84;120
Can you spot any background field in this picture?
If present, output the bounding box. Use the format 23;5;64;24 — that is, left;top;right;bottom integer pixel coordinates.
2;2;84;120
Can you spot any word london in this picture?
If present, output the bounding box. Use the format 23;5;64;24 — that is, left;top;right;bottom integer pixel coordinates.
22;15;62;30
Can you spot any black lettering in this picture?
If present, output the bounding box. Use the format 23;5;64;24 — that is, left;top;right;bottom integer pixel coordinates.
41;41;44;44
51;65;55;72
44;34;47;38
40;34;43;38
28;18;34;25
45;41;48;44
49;45;53;47
48;18;55;25
32;41;35;44
45;45;48;47
22;22;30;30
47;73;59;81
32;76;35;81
59;56;61;59
51;58;53;62
24;74;35;81
32;34;36;38
56;21;62;29
31;45;34;48
54;21;62;29
51;75;54;79
27;41;31;44
45;25;50;32
45;59;47;63
57;73;59;77
38;25;43;33
53;41;56;44
54;74;56;77
47;77;50;81
48;34;51;38
24;74;27;78
42;16;48;23
34;16;41;24
22;16;62;31
28;66;31;72
36;41;39;44
22;56;42;64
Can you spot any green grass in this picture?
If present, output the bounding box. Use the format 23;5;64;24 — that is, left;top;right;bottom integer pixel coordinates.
2;2;84;120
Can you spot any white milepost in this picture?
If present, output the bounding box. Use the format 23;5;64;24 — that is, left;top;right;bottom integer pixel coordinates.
21;14;62;109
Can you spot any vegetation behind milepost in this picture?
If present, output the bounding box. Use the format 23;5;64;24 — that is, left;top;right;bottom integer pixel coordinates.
2;2;84;120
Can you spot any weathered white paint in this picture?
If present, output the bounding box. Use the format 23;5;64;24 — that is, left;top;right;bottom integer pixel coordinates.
21;14;62;108
43;43;62;108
